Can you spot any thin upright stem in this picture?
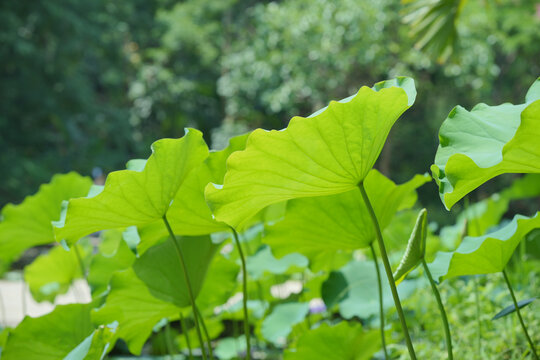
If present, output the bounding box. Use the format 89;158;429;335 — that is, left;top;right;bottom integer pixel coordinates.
165;321;175;359
73;244;87;280
358;182;417;360
473;276;483;357
179;311;194;360
502;269;538;359
422;259;453;360
196;306;215;360
370;242;388;359
162;215;207;360
231;228;251;360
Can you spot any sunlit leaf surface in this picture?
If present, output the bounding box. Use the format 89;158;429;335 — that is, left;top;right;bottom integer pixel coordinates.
0;172;92;265
206;78;416;229
55;129;208;245
429;212;540;281
432;78;540;209
263;171;429;267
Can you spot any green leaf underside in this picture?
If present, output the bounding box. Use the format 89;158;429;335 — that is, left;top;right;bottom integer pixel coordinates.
393;209;427;284
195;253;240;312
92;268;179;355
436;173;540;248
24;242;91;303
88;231;136;296
133;235;219;307
2;304;94;360
429;212;540;282
492;298;536;320
162;132;250;237
322;260;417;319
432;77;540;209
206;77;416;229
263;170;430;266
0;172;92;264
54;129;209;245
284;322;381;360
261;302;310;345
115;133;250;253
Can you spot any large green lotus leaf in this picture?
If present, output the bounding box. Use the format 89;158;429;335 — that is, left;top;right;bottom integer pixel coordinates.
196;253;240;312
2;303;94;360
261;302;310;345
393;209;427;284
133;235;219;308
92;268;180;355
24;241;92;303
88;230;136;296
54;129;209;245
432;78;540;209
0;172;92;265
206;77;417;229
206;133;250;183
284;322;380;360
64;322;117;360
165;133;250;236
263;170;430;267
321;260;417;319
437;194;510;250
129;134;250;252
429;212;540;282
246;245;308;280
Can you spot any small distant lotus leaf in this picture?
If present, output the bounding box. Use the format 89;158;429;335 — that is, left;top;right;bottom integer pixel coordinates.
2;303;94;360
24;241;91;303
263;171;430;267
261;302;310;345
92;268;179;355
429;212;540;282
0;172;92;265
246;245;308;280
54;129;209;245
393;209;427;284
206;77;416;229
321;260;417;319
284;321;381;360
432;77;540;209
215;336;248;360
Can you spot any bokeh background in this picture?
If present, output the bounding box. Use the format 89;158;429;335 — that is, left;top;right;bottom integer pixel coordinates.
2;0;539;223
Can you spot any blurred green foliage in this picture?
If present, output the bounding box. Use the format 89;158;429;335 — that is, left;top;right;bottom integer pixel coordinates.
1;0;539;213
